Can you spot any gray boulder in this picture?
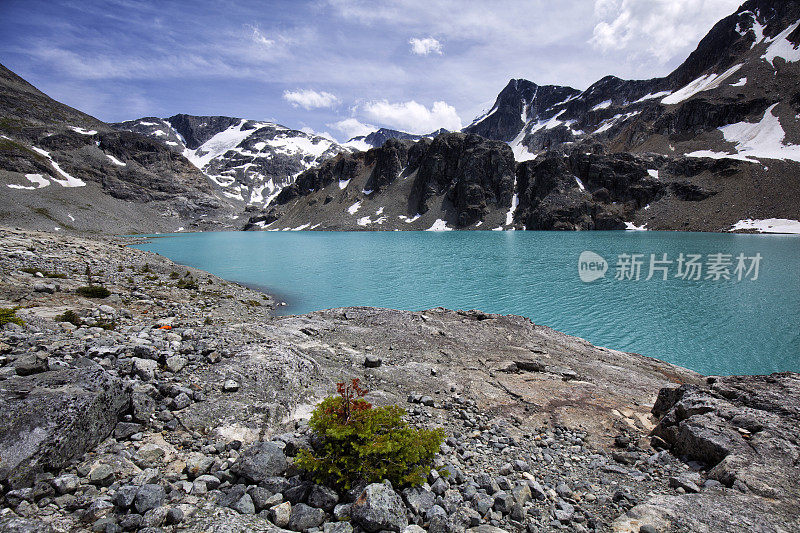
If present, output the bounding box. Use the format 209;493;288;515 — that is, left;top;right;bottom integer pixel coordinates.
231;441;288;482
0;361;129;488
308;484;339;511
402;486;435;515
287;503;325;531
135;484;166;514
351;481;408;532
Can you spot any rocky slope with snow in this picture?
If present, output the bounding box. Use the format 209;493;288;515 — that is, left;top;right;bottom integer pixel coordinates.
257;0;800;232
248;135;682;232
344;128;449;151
112;115;350;207
0;64;241;234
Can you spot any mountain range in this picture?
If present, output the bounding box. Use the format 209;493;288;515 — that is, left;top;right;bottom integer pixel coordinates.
1;0;798;233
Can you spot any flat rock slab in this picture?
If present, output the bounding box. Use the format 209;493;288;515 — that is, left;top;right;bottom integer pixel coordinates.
0;360;129;488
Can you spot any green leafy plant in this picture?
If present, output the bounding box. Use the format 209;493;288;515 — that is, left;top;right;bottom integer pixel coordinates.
296;379;445;489
56;310;82;326
0;307;24;327
76;285;111;298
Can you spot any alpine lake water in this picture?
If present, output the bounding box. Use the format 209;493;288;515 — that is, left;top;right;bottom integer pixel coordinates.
133;231;800;376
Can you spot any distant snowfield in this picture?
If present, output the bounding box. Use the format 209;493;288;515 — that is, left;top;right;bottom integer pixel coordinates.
662;63;743;105
347;201;361;215
730;218;800;234
687;103;800;163
343;139;371;152
186;120;256;169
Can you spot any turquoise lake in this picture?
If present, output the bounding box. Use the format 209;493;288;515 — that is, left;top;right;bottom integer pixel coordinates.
133;231;800;376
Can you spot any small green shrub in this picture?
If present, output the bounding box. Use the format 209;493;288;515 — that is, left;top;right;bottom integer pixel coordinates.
169;271;180;279
176;277;198;290
296;379;445;490
76;285;110;298
0;308;23;327
57;310;81;326
94;319;116;331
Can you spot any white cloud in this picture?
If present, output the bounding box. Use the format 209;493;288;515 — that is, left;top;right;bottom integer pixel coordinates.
329;118;378;139
361;100;462;134
409;37;442;55
247;25;274;47
590;0;741;62
282;89;341;110
300;126;336;141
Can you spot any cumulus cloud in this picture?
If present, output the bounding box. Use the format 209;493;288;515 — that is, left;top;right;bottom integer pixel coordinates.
590;0;741;62
361;100;462;134
409;37;443;55
282;89;341;110
329;118;378;140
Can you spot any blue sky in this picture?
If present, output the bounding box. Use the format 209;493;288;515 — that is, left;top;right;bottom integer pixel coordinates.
0;0;742;142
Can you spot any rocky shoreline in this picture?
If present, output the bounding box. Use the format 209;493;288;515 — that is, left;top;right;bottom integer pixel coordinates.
0;226;797;533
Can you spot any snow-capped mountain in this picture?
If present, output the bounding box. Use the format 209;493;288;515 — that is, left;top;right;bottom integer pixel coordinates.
344;127;449;151
0;63;238;234
112;114;351;205
252;0;800;233
465;0;800;167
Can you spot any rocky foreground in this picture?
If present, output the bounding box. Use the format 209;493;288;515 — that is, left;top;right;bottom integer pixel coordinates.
0;227;797;533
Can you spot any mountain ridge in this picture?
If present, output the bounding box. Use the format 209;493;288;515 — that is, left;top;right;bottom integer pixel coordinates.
1;0;799;234
252;0;800;232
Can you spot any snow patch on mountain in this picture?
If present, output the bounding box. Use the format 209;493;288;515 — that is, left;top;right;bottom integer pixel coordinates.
348;201;361;215
662;64;743;105
634;91;672;103
762;20;800;66
688;104;800;163
106;154;126;166
427;219;452;231
730;218;800;234
30;146;85;187
69;126;97;135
